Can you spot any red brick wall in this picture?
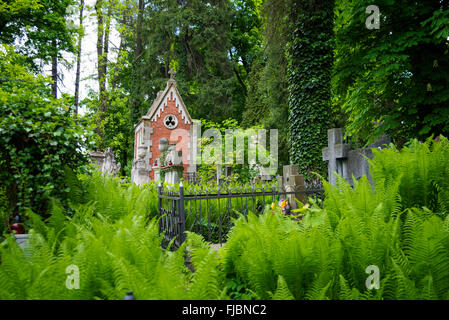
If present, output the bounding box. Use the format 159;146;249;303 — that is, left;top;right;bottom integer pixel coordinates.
149;91;191;180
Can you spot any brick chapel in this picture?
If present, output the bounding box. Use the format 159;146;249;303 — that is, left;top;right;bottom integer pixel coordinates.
131;70;197;185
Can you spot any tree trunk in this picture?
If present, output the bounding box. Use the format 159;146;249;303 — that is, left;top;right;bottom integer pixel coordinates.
95;0;106;117
135;0;144;62
51;40;58;98
74;0;85;115
103;4;111;86
131;0;145;123
112;34;124;91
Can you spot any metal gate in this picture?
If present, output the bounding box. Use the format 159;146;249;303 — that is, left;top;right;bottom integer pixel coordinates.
158;183;186;249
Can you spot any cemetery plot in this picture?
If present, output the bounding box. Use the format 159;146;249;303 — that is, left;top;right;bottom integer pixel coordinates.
158;177;324;248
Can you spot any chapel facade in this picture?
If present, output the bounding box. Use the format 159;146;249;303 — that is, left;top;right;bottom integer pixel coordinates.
131;70;197;185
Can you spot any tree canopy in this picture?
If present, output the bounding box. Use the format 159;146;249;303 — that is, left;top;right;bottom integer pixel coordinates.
333;0;449;145
1;0;449;182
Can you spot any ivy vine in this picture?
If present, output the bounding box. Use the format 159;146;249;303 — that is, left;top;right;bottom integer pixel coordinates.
287;1;334;178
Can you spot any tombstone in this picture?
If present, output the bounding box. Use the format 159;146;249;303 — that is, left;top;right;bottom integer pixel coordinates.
89;148;121;177
322;128;390;186
132;145;150;185
281;165;306;209
322;128;350;185
216;165;233;184
368;135;391;149
163;144;184;185
90;151;106;168
259;166;274;181
102;147;121;176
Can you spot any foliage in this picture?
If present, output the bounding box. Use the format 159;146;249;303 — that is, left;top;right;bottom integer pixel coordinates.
127;0;236;123
241;0;291;171
0;187;8;237
220;135;449;300
369;136;449;218
2;138;449;300
222;177;449;300
0;173;225;300
287;0;334;177
0;45;95;217
0;0;77;70
84;89;134;177
196;118;276;182
333;0;449;145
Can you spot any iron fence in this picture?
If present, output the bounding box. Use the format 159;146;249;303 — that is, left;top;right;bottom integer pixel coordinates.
158;181;324;249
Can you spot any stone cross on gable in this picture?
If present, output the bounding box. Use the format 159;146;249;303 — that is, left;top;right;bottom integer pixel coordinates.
322;128;350;185
168;68;176;80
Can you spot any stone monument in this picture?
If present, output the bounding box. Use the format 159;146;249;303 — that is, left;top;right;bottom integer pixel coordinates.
89;148;121;177
322;128;391;185
162;144;184;185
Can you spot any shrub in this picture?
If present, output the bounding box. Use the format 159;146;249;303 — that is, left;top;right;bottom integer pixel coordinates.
0;45;94;219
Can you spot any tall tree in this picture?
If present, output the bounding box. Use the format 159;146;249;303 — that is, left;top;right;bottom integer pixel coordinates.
127;0;236;123
287;0;334;177
242;0;291;171
129;0;145;124
228;0;263;117
95;0;113;120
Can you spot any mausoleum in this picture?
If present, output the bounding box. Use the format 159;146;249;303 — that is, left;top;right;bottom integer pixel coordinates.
131;69;197;185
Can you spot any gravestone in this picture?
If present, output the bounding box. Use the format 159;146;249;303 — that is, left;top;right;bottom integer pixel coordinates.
322;128;350;185
281;165;306;209
102;148;121;176
89;148;121;177
322;128;391;186
163;145;183;185
152;138;169;182
90;151;106;168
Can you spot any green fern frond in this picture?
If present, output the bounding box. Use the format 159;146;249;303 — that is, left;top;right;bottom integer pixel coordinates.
271;275;294;300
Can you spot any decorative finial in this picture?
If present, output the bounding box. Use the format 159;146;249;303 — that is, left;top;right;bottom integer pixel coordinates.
168;68;176;80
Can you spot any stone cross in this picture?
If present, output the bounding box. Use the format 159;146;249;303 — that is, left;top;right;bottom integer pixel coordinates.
168;68;176;80
322;128;350;185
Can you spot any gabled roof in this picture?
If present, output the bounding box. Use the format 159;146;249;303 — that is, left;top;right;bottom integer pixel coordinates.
145;79;193;125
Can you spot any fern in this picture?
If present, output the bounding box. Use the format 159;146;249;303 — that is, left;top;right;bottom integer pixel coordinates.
271;275;294;300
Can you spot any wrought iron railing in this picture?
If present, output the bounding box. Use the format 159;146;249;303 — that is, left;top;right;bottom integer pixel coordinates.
158;181;324;249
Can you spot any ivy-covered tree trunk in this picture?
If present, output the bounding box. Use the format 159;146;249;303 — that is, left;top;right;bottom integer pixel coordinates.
287;0;334;177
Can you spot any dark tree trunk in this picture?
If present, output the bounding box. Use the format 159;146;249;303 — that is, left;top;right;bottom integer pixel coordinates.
95;0;106;118
112;34;124;91
135;0;144;62
103;4;111;84
131;0;145;124
74;0;85;115
51;40;58;98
